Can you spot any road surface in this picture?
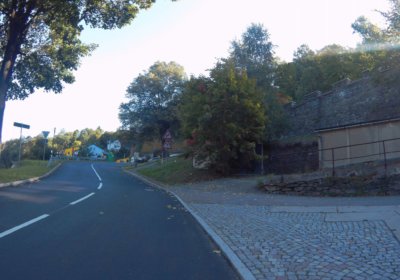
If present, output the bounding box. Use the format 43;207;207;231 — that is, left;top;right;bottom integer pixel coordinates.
0;161;238;280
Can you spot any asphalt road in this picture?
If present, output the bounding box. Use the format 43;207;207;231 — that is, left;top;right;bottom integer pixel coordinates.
0;161;238;280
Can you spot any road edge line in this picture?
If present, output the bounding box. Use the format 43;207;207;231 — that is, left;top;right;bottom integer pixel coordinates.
0;214;49;239
91;164;102;182
123;169;255;280
70;192;95;205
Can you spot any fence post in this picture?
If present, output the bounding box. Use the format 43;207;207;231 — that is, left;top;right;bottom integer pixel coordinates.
383;140;387;177
331;148;335;177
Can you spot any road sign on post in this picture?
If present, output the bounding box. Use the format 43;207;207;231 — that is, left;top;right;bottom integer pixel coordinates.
13;122;30;129
42;131;50;161
162;129;173;150
13;122;30;163
161;129;173;164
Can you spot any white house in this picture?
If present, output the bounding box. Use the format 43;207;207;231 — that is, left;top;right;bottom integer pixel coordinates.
107;140;121;152
88;144;105;158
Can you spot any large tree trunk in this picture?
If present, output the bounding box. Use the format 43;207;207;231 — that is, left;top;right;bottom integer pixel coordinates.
0;82;8;144
0;2;34;143
0;33;20;143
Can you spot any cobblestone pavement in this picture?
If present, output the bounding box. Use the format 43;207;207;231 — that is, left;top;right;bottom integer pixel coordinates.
190;204;400;280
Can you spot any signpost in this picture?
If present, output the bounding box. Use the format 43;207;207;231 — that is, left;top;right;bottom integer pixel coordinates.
161;129;173;164
13;122;30;163
42;131;50;161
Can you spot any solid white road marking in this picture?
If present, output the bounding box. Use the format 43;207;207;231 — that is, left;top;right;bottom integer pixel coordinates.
97;182;103;190
70;193;95;205
0;214;49;239
91;164;102;181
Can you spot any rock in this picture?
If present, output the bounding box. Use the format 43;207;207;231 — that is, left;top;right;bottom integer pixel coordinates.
192;154;211;170
265;185;279;192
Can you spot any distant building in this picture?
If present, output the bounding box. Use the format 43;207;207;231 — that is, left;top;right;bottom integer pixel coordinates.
107;140;121;152
64;147;79;157
88;144;105;159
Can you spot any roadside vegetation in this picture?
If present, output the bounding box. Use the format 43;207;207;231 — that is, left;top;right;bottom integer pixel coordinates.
119;1;400;175
0;160;60;184
130;157;221;185
1;1;399;180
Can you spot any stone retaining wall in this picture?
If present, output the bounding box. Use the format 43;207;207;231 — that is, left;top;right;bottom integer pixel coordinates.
282;68;400;139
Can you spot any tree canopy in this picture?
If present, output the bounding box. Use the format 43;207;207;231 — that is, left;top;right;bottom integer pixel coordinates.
0;0;163;142
230;23;275;90
119;61;187;142
180;60;265;174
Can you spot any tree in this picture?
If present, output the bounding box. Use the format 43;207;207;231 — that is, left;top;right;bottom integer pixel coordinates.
352;16;386;45
230;23;275;90
0;138;18;167
77;127;103;146
0;0;164;143
229;23;290;140
180;60;265;174
351;0;400;70
276;44;374;102
291;44;322;99
119;61;186;143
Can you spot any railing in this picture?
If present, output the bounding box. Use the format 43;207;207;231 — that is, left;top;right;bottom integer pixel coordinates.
320;137;400;176
262;137;400;177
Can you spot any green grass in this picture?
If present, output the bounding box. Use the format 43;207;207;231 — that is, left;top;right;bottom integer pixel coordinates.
0;160;60;184
130;156;221;185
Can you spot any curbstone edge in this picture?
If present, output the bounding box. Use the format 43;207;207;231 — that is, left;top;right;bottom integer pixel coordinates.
123;168;255;280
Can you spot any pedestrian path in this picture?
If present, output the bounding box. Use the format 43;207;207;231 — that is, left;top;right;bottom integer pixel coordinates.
189;204;400;280
167;177;400;280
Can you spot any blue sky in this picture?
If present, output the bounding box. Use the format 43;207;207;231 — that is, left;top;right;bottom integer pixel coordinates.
3;0;389;141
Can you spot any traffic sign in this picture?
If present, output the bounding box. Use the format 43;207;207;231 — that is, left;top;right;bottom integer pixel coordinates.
13;122;30;129
162;129;173;150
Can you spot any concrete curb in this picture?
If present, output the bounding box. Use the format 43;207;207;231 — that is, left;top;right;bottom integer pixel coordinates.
123;169;255;280
0;162;62;189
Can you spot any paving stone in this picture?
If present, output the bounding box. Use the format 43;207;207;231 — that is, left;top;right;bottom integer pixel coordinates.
190;203;400;279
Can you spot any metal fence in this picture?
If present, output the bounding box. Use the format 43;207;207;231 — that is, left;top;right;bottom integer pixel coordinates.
262;137;400;177
320;137;400;176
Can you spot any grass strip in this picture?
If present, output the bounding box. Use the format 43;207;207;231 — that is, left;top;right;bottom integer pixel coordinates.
132;157;220;185
0;160;59;184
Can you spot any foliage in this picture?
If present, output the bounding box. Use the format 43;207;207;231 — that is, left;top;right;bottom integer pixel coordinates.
180;60;265;174
77;127;103;145
229;23;288;140
119;61;187;143
0;160;58;183
351;0;400;70
0;0;165;142
275;2;400;103
230;23;275;90
113;146;130;160
134;156;221;185
78;145;91;158
275;43;379;101
0;126;123;164
0;139;18;167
